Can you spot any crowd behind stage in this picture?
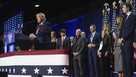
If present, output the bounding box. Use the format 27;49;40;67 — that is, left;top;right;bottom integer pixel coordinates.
0;2;136;77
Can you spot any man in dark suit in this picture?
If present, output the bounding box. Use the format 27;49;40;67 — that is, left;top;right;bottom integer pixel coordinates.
87;24;101;77
56;29;71;49
120;3;136;77
0;33;4;53
29;12;52;50
133;27;136;48
133;23;136;72
72;28;87;77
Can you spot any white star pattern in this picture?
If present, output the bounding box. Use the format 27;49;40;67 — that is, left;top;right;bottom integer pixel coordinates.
21;67;27;74
61;68;68;74
47;67;53;74
34;67;39;74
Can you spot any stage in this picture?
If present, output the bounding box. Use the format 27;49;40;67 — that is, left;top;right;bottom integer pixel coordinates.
0;49;69;77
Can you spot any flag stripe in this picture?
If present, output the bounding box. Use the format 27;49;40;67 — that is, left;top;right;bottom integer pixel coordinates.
8;75;31;77
0;55;69;66
0;50;69;58
8;75;69;77
0;50;69;76
43;75;69;77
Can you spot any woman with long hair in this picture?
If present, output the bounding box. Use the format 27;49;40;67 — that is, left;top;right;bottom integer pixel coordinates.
113;16;124;77
98;23;112;77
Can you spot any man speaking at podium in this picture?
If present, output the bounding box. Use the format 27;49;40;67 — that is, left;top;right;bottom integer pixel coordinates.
29;12;52;50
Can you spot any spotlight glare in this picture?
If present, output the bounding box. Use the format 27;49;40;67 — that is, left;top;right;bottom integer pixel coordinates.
35;4;40;7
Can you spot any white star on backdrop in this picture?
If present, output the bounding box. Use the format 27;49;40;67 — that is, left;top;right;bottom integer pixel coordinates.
61;68;68;74
47;67;53;74
21;67;27;74
34;67;40;74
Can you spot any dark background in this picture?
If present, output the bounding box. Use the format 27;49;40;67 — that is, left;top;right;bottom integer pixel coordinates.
0;0;126;35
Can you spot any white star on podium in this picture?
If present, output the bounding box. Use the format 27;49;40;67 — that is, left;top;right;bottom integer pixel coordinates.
34;67;40;74
9;68;11;73
61;68;68;74
47;67;53;74
5;68;8;72
13;68;16;73
21;67;26;74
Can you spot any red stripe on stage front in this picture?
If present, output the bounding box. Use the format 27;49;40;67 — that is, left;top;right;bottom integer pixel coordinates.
0;49;70;58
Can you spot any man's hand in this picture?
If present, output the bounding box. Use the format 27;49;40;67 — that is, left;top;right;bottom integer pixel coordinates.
97;50;101;58
133;42;136;48
104;51;108;57
88;44;96;48
118;38;123;44
91;44;96;47
73;52;78;56
88;44;92;48
29;33;37;40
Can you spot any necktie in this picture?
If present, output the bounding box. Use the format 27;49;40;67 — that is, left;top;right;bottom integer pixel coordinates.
61;37;64;48
90;33;93;43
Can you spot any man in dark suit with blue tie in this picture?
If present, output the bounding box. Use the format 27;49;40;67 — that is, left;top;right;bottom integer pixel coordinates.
120;3;136;77
29;12;52;50
87;24;101;77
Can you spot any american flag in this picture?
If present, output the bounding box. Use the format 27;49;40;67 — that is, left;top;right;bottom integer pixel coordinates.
132;0;136;14
0;50;69;77
4;12;23;53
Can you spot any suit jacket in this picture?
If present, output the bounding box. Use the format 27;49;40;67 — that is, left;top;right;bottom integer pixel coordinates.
56;37;71;49
122;13;136;42
72;37;87;56
134;27;136;42
36;21;52;44
88;32;101;49
0;39;3;52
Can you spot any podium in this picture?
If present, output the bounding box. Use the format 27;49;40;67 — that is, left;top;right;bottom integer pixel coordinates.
0;49;69;77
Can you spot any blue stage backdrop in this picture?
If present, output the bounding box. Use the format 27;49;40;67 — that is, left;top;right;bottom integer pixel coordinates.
51;10;103;37
3;9;103;52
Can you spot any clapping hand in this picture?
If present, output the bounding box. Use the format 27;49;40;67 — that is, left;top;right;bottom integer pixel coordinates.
29;33;37;40
133;42;136;48
97;50;101;58
88;44;96;48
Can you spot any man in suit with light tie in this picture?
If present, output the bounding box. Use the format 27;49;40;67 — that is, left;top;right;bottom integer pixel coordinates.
56;29;71;49
72;28;87;77
120;3;136;77
88;24;101;77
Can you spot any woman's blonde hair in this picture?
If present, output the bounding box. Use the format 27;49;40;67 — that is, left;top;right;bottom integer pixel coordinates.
102;23;110;35
116;16;124;29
